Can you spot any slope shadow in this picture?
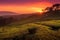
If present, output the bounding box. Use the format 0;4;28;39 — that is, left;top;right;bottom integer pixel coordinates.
42;24;60;31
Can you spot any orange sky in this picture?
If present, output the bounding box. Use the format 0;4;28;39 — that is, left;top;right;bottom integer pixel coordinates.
0;2;52;14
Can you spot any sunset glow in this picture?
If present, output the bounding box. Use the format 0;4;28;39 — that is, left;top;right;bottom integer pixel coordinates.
0;3;52;14
31;7;43;12
0;0;60;14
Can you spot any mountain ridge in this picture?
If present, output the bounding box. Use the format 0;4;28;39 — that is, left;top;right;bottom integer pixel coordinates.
0;11;18;16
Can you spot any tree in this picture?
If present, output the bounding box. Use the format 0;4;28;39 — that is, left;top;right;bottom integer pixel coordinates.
45;7;53;12
44;4;60;12
52;4;60;10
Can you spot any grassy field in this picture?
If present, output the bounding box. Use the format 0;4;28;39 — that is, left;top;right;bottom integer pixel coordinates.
0;20;60;40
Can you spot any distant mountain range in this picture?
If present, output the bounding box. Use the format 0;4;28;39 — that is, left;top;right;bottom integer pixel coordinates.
0;11;18;16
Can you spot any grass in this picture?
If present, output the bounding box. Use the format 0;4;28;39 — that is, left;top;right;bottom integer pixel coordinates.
0;20;60;40
40;20;60;27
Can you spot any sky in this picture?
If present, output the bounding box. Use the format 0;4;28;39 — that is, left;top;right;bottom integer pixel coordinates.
0;0;60;14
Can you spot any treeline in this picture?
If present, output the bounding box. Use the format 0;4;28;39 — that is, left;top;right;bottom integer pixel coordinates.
0;16;14;26
0;14;31;26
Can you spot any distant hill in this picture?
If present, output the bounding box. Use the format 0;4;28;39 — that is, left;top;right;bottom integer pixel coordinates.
0;11;18;16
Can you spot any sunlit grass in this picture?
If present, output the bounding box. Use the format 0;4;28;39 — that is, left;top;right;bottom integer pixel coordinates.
35;20;60;27
0;20;60;40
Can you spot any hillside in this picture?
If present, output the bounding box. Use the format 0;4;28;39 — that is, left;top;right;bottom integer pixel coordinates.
0;20;60;40
0;9;60;40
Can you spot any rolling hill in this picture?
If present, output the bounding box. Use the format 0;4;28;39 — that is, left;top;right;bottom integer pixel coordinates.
0;11;18;16
0;10;60;40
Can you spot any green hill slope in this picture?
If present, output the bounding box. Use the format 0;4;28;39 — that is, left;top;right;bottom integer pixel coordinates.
0;20;60;40
0;8;60;40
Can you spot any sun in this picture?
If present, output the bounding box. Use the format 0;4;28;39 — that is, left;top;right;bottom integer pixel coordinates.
32;7;43;13
36;10;43;13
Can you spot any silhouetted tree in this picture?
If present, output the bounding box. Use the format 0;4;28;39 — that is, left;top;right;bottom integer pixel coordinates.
0;17;6;26
53;4;60;7
45;4;60;12
52;4;60;11
0;16;14;26
46;7;53;12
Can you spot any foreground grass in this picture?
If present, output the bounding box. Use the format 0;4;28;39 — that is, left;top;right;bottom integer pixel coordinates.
0;20;60;40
